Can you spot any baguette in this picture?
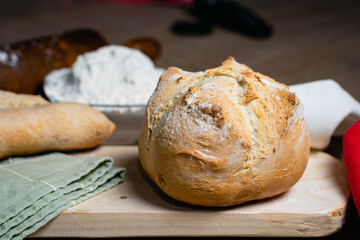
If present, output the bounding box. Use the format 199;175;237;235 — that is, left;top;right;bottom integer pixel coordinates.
0;90;48;108
0;91;115;159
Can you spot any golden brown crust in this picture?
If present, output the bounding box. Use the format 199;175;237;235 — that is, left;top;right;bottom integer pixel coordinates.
139;57;309;207
0;95;116;159
0;90;49;108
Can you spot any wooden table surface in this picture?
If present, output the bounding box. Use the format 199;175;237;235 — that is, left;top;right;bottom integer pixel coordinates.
0;0;359;239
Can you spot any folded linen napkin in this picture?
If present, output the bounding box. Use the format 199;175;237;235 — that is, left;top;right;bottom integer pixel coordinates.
290;79;360;150
0;153;125;240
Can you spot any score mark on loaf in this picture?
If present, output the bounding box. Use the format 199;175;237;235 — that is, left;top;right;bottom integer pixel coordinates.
138;57;310;207
0;90;115;159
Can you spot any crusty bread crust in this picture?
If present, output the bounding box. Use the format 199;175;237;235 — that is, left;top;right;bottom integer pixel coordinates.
0;91;115;159
139;57;309;206
0;90;49;108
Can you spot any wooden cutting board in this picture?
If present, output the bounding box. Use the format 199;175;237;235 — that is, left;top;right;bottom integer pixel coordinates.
30;146;350;238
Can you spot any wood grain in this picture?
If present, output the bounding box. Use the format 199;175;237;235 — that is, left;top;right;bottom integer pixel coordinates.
30;146;349;238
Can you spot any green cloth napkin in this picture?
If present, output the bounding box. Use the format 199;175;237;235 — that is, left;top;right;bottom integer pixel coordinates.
0;153;126;240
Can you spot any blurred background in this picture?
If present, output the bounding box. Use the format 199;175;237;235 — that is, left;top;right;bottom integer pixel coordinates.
0;0;359;99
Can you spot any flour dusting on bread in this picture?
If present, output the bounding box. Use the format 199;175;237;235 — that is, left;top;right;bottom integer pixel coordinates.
139;57;309;207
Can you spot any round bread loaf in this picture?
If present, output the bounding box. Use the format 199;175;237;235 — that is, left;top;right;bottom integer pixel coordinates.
138;57;309;207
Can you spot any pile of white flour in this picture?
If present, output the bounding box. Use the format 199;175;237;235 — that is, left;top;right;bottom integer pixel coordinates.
44;45;164;107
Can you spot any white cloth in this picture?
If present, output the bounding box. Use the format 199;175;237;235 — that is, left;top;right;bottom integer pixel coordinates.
290;79;360;150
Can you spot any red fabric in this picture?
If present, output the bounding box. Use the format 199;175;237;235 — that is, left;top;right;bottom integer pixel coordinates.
343;120;360;216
